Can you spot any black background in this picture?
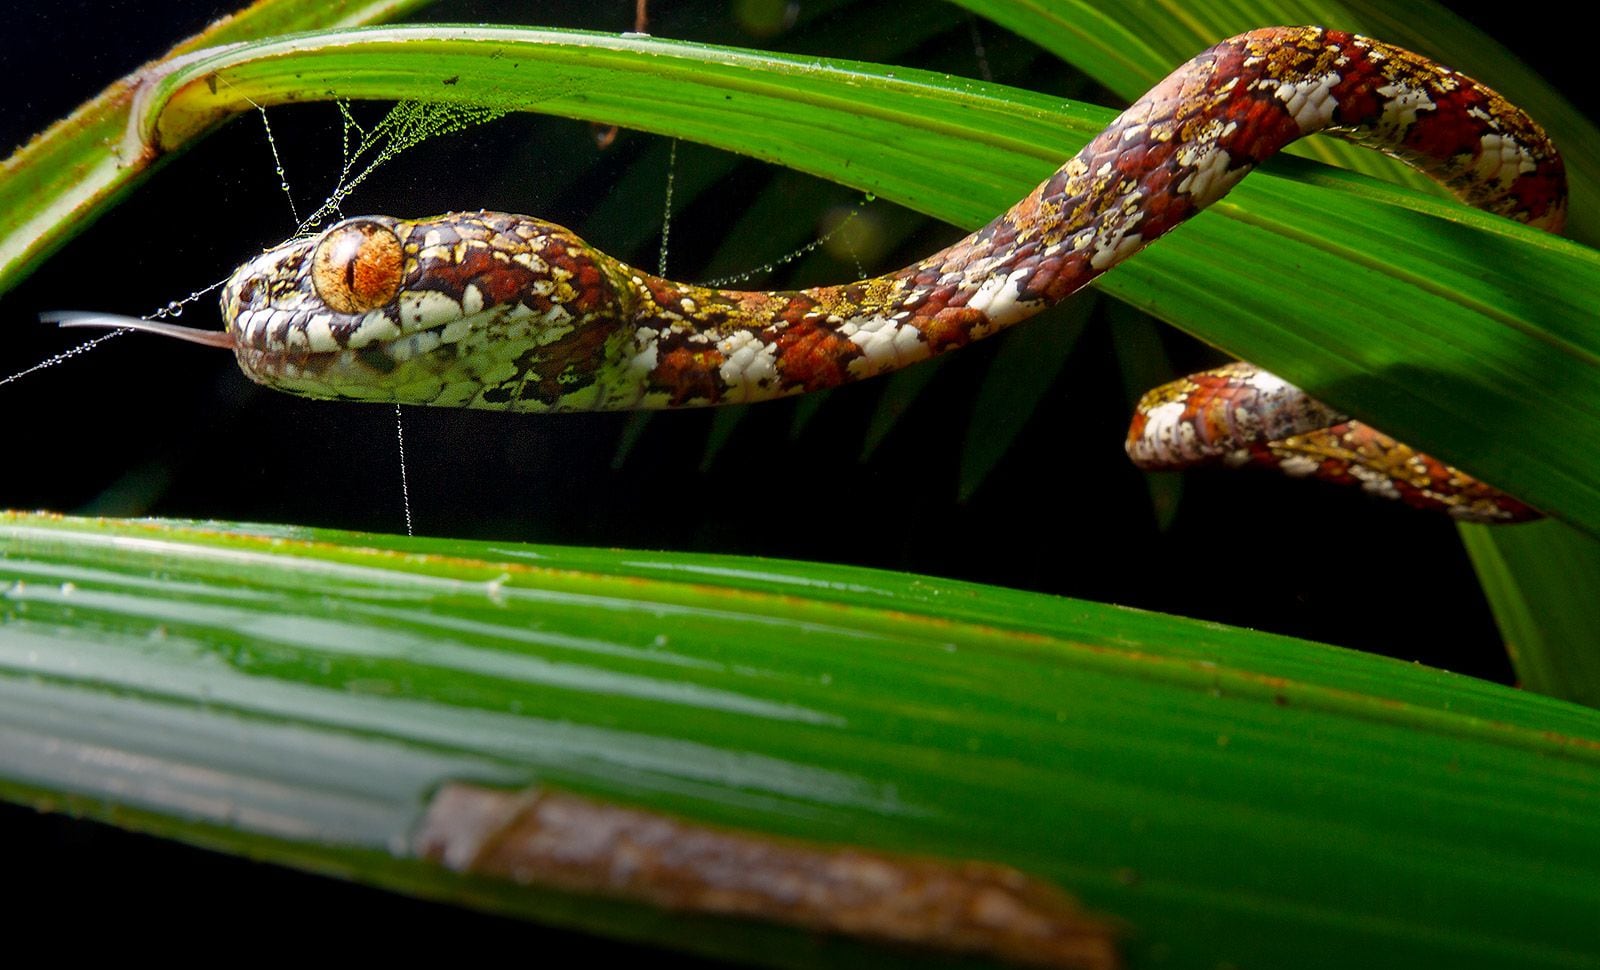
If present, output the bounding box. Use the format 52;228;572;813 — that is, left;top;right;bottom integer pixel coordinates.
1;0;1589;959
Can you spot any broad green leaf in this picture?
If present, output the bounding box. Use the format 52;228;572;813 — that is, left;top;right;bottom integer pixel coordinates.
4;512;1600;969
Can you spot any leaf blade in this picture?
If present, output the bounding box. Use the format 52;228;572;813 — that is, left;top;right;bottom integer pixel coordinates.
5;512;1600;968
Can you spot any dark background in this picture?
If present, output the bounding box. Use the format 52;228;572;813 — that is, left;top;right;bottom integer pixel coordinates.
1;0;1588;958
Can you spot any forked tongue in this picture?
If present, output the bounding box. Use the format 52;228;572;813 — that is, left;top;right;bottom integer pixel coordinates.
42;311;236;349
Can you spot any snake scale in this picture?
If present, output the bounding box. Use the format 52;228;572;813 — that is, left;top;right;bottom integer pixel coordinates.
71;26;1567;522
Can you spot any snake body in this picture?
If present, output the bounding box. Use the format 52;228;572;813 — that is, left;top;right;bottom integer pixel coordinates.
210;26;1563;522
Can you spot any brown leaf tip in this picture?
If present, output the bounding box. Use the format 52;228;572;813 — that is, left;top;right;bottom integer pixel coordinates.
415;782;1121;969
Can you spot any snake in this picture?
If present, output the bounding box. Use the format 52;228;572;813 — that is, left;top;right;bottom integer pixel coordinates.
56;26;1565;523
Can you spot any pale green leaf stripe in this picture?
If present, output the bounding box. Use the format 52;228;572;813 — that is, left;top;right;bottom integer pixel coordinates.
127;27;1600;534
3;513;1600;968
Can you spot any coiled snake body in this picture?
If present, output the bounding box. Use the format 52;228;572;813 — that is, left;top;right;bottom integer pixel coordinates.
92;27;1568;522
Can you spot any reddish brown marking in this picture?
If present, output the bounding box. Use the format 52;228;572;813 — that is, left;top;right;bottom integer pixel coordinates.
921;306;986;353
653;345;726;404
569;258;616;313
774;321;860;390
419;243;538;307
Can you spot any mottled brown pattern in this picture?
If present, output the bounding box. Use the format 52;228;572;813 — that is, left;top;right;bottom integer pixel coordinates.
219;27;1564;519
1250;424;1540;522
653;344;727;405
1126;364;1540;523
770;320;861;391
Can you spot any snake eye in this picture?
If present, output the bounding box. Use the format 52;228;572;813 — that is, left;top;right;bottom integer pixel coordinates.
311;219;403;314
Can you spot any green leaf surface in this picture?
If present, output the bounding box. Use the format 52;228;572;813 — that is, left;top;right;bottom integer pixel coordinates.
4;512;1600;969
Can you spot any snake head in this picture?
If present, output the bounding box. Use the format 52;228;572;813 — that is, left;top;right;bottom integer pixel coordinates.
219;211;638;411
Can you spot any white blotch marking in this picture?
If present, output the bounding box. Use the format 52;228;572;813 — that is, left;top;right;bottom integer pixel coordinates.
1277;454;1321;478
1241;369;1293;395
628;327;660;378
1089;226;1145;272
304;315;337;353
399;290;463;331
348;312;402;349
716;330;779;402
461;284;485;316
1374;83;1436;133
512;251;550;273
408;331;443;356
1175;122;1243;206
1477;132;1539;182
1127;400;1199;466
1349;463;1403;499
964;267;1033;326
1272;71;1342;131
838;315;929;378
